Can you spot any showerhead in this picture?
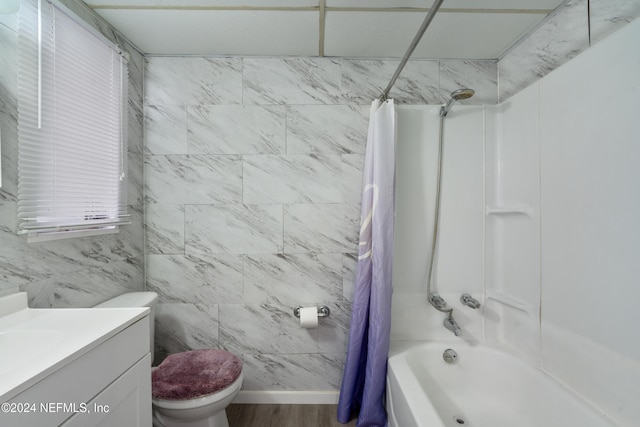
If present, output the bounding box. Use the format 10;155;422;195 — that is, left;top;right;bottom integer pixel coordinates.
440;88;475;117
451;88;475;100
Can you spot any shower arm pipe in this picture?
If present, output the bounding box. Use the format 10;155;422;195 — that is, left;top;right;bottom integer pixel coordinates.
379;0;446;101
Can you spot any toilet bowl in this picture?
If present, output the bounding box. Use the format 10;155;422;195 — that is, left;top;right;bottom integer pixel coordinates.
152;370;243;427
95;292;243;427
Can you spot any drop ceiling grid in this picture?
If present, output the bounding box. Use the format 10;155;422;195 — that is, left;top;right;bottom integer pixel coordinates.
87;1;564;58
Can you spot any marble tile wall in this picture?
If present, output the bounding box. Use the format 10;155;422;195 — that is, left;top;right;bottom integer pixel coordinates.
144;57;496;391
498;0;640;101
0;0;145;306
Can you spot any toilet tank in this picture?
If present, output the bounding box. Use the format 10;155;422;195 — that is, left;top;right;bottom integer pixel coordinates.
95;292;158;363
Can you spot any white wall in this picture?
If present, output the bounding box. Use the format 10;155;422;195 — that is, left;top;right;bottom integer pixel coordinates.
487;17;640;426
391;105;485;344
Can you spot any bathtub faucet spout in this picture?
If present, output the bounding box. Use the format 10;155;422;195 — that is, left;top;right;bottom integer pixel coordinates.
443;313;462;336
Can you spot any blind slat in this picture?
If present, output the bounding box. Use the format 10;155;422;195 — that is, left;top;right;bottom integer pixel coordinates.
17;0;129;239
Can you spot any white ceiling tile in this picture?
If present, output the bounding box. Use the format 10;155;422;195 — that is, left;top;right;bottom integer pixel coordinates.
86;0;318;7
325;0;564;10
325;0;434;8
324;11;543;59
95;10;319;56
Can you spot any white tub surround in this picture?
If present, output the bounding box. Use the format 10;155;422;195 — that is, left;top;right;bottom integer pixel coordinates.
391;15;640;427
486;16;640;426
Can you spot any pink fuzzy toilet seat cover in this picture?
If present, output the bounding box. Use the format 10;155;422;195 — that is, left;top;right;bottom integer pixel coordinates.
152;349;242;400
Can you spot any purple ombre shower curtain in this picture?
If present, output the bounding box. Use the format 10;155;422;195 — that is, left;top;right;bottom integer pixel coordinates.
337;99;396;427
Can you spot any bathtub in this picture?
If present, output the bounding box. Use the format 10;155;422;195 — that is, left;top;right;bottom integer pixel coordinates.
386;342;614;427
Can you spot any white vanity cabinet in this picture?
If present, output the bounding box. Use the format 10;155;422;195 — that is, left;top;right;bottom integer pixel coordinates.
0;294;151;427
61;318;152;427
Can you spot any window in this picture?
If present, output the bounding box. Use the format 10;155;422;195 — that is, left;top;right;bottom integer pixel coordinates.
17;0;129;242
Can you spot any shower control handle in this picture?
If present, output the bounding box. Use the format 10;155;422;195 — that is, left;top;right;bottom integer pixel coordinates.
429;293;449;311
460;293;481;309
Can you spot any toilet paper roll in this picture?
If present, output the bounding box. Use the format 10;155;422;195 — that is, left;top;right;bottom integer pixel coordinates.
299;306;319;329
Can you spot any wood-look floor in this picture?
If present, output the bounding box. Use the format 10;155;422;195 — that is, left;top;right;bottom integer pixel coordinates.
227;404;357;427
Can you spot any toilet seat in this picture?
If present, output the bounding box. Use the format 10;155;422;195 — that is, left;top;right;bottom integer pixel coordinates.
151;349;243;427
152;349;243;401
153;372;243;410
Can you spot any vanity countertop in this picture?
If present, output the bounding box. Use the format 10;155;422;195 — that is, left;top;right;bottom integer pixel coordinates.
0;293;148;401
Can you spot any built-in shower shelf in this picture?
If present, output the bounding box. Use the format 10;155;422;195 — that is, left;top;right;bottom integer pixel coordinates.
486;290;532;313
486;206;534;216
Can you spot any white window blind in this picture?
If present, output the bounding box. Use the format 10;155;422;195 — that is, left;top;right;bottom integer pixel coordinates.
17;0;129;241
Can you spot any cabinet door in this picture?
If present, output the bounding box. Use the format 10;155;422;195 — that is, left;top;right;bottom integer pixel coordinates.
62;354;151;427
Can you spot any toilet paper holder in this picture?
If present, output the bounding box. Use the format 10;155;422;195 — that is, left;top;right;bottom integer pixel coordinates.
293;305;330;318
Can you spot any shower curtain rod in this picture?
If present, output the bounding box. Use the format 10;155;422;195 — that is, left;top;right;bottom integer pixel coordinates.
380;0;445;101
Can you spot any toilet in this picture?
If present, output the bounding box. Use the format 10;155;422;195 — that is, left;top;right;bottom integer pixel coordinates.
95;292;243;427
94;292;159;363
